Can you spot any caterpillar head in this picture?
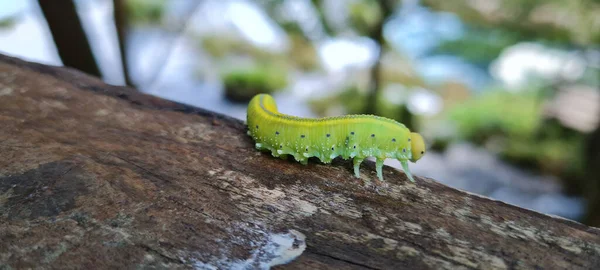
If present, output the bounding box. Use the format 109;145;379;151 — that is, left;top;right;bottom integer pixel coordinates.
409;132;426;162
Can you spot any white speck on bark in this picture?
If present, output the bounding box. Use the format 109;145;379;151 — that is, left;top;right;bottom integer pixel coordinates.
0;87;13;96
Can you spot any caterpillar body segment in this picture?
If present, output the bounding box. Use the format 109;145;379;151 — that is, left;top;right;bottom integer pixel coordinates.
246;94;426;183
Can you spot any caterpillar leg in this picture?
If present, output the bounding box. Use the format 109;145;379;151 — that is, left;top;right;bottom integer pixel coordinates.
353;158;364;178
271;149;288;160
294;154;308;165
400;160;415;183
274;153;289;160
375;158;384;181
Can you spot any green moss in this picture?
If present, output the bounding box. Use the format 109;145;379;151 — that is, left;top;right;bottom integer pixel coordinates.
202;35;258;59
222;67;288;103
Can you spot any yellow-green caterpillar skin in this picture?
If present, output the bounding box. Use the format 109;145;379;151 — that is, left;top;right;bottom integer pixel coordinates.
246;94;426;182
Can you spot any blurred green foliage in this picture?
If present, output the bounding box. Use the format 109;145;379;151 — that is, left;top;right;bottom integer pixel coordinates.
288;34;320;72
126;0;166;25
435;28;520;66
502;124;585;189
310;0;336;35
447;88;586;186
419;0;600;194
310;86;371;116
309;85;413;129
201;33;319;72
0;17;15;28
422;0;600;45
348;0;383;35
222;67;288;103
448;89;541;142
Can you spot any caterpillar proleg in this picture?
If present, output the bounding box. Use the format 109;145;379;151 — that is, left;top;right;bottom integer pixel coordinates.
246;94;426;182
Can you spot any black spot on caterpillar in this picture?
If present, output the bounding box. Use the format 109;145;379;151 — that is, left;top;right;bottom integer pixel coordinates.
246;94;426;182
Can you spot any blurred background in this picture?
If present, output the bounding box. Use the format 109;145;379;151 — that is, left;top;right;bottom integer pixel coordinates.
1;0;599;225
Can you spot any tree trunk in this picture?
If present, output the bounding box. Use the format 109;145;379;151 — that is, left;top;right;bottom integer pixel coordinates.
1;53;600;269
583;69;600;226
113;0;133;86
364;0;395;115
38;0;101;78
584;125;600;226
310;0;336;36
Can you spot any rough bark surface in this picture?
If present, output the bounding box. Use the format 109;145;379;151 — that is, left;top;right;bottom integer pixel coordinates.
1;54;600;269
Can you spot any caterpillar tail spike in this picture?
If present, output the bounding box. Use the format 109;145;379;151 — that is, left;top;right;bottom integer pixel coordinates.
246;94;426;183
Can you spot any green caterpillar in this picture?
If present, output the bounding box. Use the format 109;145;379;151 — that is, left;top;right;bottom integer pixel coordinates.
246;94;426;182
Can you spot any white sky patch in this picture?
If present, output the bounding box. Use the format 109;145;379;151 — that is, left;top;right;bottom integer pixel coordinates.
416;55;489;90
490;42;586;90
0;0;28;19
387;3;464;58
318;37;378;72
0;1;61;66
228;0;288;52
280;0;325;40
407;88;443;116
0;0;125;84
74;0;125;85
382;84;409;105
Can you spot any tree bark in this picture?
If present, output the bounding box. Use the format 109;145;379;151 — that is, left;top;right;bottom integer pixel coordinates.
1;53;600;269
38;0;102;78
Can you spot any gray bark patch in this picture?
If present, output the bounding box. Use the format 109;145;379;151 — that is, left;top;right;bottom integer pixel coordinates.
0;160;89;220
